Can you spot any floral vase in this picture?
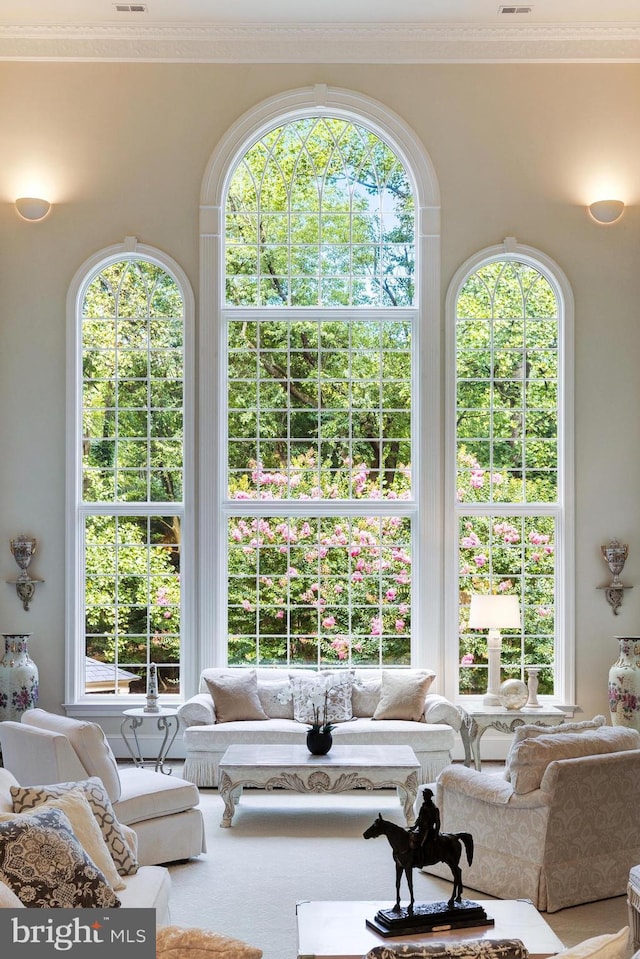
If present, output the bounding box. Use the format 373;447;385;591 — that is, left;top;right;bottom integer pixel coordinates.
608;636;640;730
0;634;39;722
306;726;333;756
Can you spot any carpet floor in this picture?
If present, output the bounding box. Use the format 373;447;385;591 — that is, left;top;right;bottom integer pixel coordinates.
166;784;630;959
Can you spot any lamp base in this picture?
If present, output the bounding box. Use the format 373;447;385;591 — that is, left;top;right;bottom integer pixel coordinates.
482;692;502;707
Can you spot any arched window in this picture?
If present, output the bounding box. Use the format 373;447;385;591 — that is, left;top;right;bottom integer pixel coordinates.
67;241;193;703
448;242;574;704
200;86;440;673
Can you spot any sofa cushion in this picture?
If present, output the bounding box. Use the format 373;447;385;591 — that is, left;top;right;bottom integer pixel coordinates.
114;768;201;826
205;670;268;723
509;726;640;795
156;925;262;958
21;708;121;802
290;671;354;724
0;806;120;908
0;878;24;907
11;776;139;876
504;714;606;781
548;928;629;959
373;670;435;721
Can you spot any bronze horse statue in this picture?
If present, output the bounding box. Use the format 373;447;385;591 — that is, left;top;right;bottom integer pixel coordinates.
363;813;474;913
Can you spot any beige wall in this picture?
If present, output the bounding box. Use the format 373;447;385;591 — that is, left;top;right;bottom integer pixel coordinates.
1;62;638;731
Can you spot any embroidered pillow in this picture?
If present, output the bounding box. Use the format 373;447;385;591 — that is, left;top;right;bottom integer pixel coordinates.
156;925;262;958
205;670;269;723
0;806;120;908
258;680;295;719
290;672;354;725
351;678;381;717
373;670;435;721
11;776;138;876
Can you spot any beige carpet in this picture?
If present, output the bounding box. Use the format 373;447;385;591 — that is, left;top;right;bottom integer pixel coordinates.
166;784;630;959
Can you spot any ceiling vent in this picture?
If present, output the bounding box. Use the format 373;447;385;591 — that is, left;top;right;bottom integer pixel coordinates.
499;5;533;13
114;3;147;12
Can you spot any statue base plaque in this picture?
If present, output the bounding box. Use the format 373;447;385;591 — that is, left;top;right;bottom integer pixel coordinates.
366;900;494;938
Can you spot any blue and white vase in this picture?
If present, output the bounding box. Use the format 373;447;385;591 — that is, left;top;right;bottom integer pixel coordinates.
608;636;640;730
0;633;39;721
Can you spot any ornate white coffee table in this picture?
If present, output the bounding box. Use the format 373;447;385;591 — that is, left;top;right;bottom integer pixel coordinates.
217;744;421;828
296;899;565;959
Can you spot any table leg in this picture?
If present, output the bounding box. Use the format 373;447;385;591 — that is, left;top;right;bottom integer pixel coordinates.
155;715;179;774
120;715;145;768
219;772;241;827
397;771;419;826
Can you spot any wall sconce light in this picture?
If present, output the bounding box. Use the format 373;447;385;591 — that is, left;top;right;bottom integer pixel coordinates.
15;197;52;222
599;538;633;614
588;199;625;224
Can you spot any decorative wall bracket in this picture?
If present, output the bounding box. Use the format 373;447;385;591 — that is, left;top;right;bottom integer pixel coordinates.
598;539;633;615
7;535;44;611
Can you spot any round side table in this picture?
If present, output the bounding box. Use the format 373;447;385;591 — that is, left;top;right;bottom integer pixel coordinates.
120;706;179;775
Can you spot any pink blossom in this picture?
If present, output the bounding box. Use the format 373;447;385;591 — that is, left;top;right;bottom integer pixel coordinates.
470;470;485;489
352;571;363;582
474;554;487;567
460;532;480;549
386;588;397;601
395;619;405;632
287;567;298;578
370;617;383;636
461;653;474;665
532;552;542;563
334;584;344;594
396;572;410;585
242;599;253;612
275;610;284;619
322;615;336;629
399;603;409;615
460;563;472;575
163;610;172;619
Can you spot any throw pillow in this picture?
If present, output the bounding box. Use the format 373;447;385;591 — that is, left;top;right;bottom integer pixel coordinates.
364;940;528;959
0;806;120;908
372;670;436;721
547;928;629;959
205;670;269;723
11;776;139;876
36;789;125;892
290;671;354;725
504;715;606;781
0;878;24;908
156;925;262;959
258;680;294;719
352;678;382;718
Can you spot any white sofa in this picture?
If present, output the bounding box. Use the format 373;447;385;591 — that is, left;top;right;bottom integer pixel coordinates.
0;767;171;922
0;709;205;866
422;723;640;912
178;667;462;787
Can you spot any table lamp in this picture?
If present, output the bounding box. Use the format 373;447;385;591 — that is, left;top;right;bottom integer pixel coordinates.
468;594;521;706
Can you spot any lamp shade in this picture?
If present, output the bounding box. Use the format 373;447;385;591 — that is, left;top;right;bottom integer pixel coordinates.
468;594;521;629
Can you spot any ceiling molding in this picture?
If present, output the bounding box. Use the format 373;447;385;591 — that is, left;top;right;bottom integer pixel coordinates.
1;21;640;62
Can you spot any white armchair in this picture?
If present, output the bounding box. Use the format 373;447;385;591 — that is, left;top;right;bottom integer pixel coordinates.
0;708;205;866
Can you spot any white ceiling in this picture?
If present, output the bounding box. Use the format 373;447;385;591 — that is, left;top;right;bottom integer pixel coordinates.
1;0;640;61
1;1;640;26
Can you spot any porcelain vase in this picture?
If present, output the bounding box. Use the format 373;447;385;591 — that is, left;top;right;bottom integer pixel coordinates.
0;633;39;721
306;727;333;755
608;636;640;730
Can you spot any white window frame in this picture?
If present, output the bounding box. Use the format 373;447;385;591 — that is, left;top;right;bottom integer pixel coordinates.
65;237;195;713
443;239;575;707
199;85;442;686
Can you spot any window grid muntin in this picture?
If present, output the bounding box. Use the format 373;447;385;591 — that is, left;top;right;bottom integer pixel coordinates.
454;257;561;698
79;257;186;697
226;512;412;668
225;116;415;308
226;311;413;501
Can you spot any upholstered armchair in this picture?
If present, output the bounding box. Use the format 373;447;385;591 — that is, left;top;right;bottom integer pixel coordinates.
0;708;205;866
422;724;640;912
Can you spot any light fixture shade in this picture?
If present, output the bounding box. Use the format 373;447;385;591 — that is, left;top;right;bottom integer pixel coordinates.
588;199;624;224
15;197;51;221
469;594;521;629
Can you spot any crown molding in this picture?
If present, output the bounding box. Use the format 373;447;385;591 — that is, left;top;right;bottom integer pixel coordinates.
1;21;640;62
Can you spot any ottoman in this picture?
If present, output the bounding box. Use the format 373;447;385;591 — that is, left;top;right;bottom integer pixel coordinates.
628;865;640;950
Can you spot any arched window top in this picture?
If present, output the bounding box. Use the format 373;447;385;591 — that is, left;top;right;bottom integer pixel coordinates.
225;115;415;307
82;259;184;319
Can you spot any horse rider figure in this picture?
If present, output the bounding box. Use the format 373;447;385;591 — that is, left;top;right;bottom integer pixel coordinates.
408;787;441;867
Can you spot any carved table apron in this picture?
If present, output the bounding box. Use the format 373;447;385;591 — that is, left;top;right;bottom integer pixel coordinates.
217;743;421;827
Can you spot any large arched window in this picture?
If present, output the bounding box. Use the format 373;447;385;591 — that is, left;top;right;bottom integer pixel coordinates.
200;86;441;674
66;240;193;704
447;241;574;705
